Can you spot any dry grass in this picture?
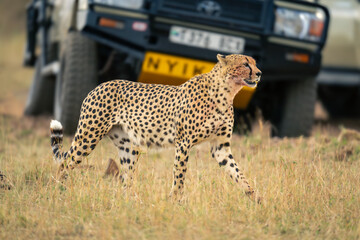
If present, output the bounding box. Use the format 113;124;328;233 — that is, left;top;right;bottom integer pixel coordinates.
1;4;360;238
1;115;360;239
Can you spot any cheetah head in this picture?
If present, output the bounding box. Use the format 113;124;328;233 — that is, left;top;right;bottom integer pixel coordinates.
216;54;262;90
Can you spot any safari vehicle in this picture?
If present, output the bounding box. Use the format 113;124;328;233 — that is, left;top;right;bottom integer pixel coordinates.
24;0;329;137
317;0;360;117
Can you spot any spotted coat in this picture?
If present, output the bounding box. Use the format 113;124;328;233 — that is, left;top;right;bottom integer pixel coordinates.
50;54;262;202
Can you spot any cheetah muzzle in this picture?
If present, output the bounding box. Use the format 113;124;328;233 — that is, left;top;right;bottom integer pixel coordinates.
50;53;262;203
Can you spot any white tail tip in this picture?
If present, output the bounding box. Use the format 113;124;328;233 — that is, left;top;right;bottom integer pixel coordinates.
50;120;63;130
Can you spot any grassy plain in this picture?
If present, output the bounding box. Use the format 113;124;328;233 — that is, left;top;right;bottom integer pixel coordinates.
1;115;360;239
1;1;360;239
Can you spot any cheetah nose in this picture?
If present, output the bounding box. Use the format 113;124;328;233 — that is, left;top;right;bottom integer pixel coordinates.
256;72;262;77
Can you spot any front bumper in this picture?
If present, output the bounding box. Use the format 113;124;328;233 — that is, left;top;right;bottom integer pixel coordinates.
77;5;324;81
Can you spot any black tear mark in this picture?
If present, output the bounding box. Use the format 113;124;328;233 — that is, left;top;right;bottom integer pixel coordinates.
249;65;252;79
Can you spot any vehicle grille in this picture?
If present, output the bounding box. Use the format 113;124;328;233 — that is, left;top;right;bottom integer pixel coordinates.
158;0;267;29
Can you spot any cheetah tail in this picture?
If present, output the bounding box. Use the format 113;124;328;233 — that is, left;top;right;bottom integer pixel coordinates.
50;120;67;163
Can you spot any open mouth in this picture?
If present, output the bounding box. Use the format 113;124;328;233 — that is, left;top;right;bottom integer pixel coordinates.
244;79;258;88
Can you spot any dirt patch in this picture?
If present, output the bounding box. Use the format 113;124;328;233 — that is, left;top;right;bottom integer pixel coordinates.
0;92;28;117
1;114;53;138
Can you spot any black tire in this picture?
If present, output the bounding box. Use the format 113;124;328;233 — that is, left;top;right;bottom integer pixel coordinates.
24;59;55;115
54;32;98;135
276;78;317;137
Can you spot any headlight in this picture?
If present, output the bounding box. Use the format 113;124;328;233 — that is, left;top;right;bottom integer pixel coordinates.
274;7;326;42
93;0;144;10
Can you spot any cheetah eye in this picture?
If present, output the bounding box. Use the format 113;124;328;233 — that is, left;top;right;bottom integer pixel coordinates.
244;63;250;68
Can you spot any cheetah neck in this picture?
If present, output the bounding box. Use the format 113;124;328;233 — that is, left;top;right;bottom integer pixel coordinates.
205;69;234;114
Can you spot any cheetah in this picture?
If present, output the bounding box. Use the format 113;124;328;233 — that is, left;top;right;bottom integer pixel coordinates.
50;54;262;202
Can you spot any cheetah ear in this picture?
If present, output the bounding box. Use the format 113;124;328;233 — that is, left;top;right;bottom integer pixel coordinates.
217;54;227;66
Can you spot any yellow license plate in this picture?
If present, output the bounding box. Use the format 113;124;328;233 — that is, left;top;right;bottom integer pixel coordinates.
137;51;255;109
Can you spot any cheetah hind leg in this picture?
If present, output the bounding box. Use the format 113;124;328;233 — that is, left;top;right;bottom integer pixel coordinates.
108;126;140;187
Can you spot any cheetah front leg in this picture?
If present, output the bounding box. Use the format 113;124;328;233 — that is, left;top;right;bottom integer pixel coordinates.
210;139;261;203
169;140;190;200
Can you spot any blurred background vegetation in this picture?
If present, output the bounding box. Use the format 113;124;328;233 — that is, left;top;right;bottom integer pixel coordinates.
0;0;33;117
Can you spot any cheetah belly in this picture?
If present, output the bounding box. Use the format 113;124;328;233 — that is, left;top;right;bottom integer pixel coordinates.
107;124;176;149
